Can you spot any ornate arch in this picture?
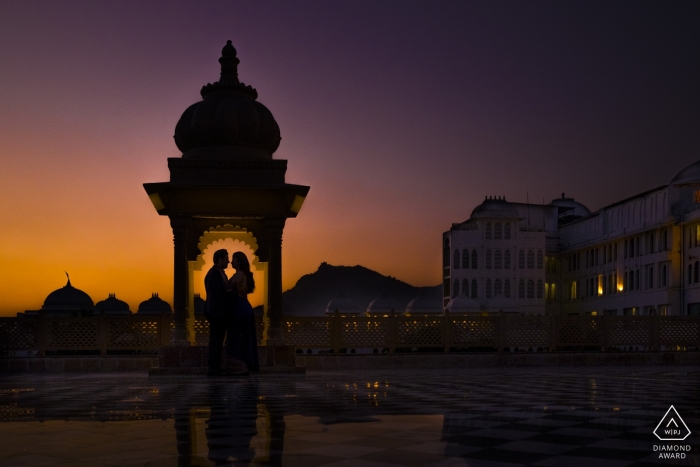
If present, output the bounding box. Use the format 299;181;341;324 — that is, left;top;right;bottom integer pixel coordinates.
193;224;264;272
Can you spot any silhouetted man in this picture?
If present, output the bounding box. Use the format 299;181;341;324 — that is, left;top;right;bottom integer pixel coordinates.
204;249;231;376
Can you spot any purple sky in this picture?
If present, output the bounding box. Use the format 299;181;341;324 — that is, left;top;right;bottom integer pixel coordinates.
0;1;698;313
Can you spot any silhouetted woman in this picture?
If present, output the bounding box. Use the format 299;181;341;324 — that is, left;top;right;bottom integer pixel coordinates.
227;251;260;373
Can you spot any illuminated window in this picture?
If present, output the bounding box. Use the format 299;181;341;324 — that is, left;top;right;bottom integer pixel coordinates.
504;250;511;269
494;222;502;239
494;250;502;269
453;249;460;269
570;281;577;299
462;249;469;269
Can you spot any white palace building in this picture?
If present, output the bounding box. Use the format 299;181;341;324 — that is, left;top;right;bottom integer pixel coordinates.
443;159;700;316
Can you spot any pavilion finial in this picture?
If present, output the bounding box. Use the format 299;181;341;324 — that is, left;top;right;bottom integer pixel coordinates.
218;39;240;85
65;271;71;287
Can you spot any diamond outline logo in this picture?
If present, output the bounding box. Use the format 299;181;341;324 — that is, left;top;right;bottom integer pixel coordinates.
654;405;691;441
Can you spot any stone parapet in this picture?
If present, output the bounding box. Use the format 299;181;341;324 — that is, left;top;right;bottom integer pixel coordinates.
295;351;700;371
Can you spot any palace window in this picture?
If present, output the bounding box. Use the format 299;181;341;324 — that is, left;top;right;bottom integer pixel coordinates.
453;250;460;269
462;279;469;297
504;223;511;239
443;239;450;267
495;279;502;296
452;279;459;298
486;279;492;298
504;279;511;298
485;222;492;239
494;250;502;269
494;222;502;239
486;250;492;269
471;279;478;299
504;250;511;269
527;280;535;299
462;249;469;269
537;280;543;299
519;250;525;269
472;250;478;269
527;250;535;269
518;279;525;298
537;250;543;269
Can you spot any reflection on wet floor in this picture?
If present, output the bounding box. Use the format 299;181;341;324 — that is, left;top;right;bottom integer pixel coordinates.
0;366;698;466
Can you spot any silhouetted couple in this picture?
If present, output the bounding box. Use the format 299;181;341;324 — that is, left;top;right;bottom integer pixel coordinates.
204;249;260;376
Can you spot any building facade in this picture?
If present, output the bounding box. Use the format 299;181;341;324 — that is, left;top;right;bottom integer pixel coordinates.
443;160;700;316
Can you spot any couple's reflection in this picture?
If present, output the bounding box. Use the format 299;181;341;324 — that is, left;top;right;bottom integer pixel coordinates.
176;379;285;466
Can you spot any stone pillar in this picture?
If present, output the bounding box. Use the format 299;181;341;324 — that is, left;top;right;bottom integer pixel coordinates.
171;217;192;345
263;220;285;345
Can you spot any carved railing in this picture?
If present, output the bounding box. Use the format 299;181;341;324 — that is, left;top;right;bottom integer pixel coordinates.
0;313;698;355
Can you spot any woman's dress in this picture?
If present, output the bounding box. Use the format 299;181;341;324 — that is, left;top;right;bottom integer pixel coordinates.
228;278;260;372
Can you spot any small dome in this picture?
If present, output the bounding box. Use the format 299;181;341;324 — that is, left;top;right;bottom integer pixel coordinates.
95;294;131;315
325;295;360;314
406;293;442;314
194;294;205;315
137;293;172;315
367;296;399;314
670;160;700;186
548;193;591;218
174;40;281;160
470;197;520;220
446;295;481;312
485;295;517;312
42;276;94;312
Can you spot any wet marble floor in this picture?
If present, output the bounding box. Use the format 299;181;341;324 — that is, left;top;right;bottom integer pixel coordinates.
0;366;698;467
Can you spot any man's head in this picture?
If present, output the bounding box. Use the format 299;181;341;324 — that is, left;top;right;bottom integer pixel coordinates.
213;249;229;269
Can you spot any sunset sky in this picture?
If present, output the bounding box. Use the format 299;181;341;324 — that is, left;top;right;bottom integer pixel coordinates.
0;1;698;315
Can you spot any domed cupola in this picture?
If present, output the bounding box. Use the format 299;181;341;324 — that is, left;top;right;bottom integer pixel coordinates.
446;295;481;313
548;193;591;220
405;291;442;314
470;196;521;220
95;294;131;315
367;295;400;315
137;293;173;315
670;160;700;186
325;293;360;315
174;40;281;160
41;274;94;313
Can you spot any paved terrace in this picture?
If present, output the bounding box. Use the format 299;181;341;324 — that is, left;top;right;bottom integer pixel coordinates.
0;366;698;467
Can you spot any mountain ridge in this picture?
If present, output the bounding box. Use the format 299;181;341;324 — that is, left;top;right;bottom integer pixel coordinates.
270;262;441;316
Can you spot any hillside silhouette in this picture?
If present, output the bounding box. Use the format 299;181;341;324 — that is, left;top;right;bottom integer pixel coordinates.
276;262;441;316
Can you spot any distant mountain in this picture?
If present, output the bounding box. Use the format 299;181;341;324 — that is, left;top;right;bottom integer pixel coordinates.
276;262;441;316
